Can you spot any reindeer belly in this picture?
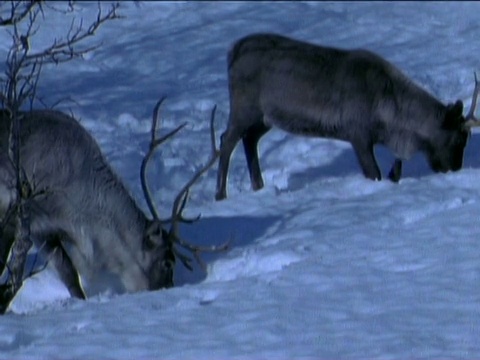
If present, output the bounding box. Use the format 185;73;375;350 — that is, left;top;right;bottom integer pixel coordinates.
263;106;347;140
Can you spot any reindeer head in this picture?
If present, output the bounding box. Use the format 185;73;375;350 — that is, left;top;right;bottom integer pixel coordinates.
425;72;479;174
425;99;468;173
143;221;175;290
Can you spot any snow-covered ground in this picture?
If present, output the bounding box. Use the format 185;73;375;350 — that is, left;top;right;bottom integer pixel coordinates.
1;1;480;358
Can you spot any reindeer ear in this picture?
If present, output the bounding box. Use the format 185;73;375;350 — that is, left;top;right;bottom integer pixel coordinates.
450;100;464;118
444;100;464;129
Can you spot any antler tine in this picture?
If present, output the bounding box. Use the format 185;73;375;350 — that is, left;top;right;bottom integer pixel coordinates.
140;96;187;221
465;72;480;125
166;105;230;269
150;97;165;144
170;105;220;225
169;105;219;235
171;235;229;271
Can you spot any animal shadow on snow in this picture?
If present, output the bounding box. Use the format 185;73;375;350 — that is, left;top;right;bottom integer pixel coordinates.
288;133;480;191
175;215;280;286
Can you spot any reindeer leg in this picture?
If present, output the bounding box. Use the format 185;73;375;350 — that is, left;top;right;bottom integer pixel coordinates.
0;218;32;313
242;123;270;192
216;127;242;201
352;141;381;181
388;158;402;183
50;245;86;299
40;232;86;299
0;221;15;279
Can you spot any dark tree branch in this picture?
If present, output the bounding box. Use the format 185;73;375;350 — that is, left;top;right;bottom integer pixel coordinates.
0;1;41;27
23;2;120;67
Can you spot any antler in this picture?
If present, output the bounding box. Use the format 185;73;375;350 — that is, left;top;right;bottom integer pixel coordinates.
170;104;219;234
465;72;480;127
141;98;229;271
140;96;186;221
166;105;229;270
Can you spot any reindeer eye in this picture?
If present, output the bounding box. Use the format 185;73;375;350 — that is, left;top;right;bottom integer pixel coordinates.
149;225;162;237
162;259;174;270
143;236;156;251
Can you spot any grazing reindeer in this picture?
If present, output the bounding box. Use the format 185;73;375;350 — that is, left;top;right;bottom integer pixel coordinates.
216;33;478;200
0;99;224;302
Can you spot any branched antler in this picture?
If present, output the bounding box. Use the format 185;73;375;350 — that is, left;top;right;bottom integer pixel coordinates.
169;105;219;233
465;72;480;128
140;99;229;272
166;105;229;270
140;96;186;221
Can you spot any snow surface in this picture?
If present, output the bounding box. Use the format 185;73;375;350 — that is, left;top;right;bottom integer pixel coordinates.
1;1;480;358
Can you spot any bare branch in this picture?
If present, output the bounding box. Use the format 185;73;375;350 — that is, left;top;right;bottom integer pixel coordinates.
3;4;43;111
0;1;41;27
23;2;120;67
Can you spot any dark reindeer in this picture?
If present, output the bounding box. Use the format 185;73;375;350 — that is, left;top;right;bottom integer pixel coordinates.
216;33;478;200
0;100;224;303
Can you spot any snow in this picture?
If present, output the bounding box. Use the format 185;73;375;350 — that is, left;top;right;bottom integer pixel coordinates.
1;1;480;358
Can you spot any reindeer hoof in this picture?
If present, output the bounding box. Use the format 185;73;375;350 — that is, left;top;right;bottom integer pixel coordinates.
388;159;402;183
215;192;227;201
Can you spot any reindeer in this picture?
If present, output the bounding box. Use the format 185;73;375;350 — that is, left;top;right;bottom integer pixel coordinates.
215;33;479;200
0;99;225;305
